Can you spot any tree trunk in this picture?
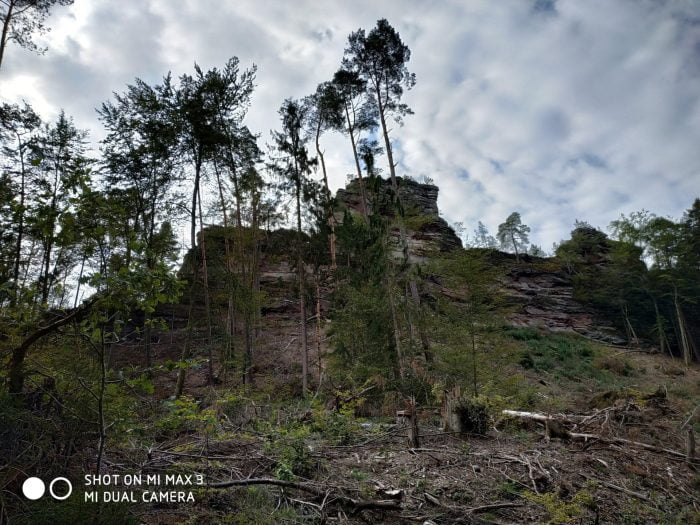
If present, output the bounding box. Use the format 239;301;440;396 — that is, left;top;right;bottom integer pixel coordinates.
675;289;692;366
442;385;462;433
407;397;420;448
471;328;478;397
11;130;26;301
213;162;235;378
95;326;107;474
175;156;203;398
174;278;197;399
315;120;337;268
197;186;214;382
315;275;322;381
296;179;308;396
388;275;405;379
0;0;14;73
653;299;669;357
7;296;99;395
344;102;369;219
375;84;432;361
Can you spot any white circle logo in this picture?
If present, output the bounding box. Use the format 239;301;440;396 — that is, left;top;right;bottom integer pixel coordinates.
22;477;45;500
49;477;72;500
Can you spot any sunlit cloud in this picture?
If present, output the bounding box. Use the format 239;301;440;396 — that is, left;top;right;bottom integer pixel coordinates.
1;0;699;250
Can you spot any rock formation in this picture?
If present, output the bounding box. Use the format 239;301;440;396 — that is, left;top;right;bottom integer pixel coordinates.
335;176;462;262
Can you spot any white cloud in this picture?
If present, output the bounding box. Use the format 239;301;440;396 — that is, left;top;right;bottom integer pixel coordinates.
1;0;699;250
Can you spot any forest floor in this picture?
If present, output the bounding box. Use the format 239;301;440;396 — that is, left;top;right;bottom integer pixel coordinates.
97;326;700;525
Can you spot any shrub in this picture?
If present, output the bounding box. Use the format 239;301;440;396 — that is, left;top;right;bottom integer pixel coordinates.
454;396;491;434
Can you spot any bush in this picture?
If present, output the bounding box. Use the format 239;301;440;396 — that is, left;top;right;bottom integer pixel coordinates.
454;396;491;434
262;424;316;480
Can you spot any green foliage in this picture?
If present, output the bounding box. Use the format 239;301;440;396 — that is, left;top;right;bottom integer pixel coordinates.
525;488;595;524
310;398;362;445
511;328;615;384
429;250;504;395
497;212;531;258
454;395;492;434
262;424;315;480
158;395;218;434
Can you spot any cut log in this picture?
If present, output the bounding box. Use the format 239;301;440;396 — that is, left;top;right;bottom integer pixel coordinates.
502;410;558;422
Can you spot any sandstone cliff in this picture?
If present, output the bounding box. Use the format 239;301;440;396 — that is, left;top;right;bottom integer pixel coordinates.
335;176;462;262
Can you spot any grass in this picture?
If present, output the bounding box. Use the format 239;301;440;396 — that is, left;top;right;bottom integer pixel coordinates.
507;327;618;384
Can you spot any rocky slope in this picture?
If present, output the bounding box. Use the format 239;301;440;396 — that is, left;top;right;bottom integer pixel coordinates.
177;177;627;349
496;254;627;344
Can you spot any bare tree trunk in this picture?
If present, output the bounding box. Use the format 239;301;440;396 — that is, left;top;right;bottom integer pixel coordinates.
143;310;153;373
621;305;639;347
315;121;337;268
375;85;432;361
442;385;462;433
296;182;308;396
388;276;405;379
174;278;197;399
213;163;235;379
95;325;107;474
175;159;203;397
315;275;322;382
675;289;692;366
510;231;520;262
197;186;214;383
344;102;369;219
11;129;26;302
407;397;420;448
0;0;14;73
471;328;478;397
653;299;669;357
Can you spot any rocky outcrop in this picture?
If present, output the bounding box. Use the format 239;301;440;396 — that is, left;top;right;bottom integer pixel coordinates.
498;255;626;344
335;176;462;262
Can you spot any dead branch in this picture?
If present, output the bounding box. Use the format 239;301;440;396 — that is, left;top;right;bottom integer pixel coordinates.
208;478;401;512
502;409;697;463
580;474;649;502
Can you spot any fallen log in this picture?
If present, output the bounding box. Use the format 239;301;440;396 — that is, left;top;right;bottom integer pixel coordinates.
502;410;698;463
208;478;401;511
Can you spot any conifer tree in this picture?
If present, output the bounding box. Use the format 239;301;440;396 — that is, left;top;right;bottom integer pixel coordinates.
269;99;317;396
98;76;179;369
304;82;345;268
0;0;74;72
343;19;431;360
497;212;530;261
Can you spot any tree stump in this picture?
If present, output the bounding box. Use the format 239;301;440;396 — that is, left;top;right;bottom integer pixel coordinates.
442;385;462;433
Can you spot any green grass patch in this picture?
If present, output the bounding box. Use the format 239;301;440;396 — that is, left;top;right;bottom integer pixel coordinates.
508;328;615;385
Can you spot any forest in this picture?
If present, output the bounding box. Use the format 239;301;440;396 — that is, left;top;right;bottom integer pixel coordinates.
1;3;699;525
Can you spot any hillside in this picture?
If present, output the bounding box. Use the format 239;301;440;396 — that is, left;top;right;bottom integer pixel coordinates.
4;177;696;525
1;14;699;525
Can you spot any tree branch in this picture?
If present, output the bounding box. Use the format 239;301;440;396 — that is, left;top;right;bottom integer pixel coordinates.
209;478;401;511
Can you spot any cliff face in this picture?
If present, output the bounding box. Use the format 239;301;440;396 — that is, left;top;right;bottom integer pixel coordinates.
335;176;463;262
178;178;626;346
500;258;626;344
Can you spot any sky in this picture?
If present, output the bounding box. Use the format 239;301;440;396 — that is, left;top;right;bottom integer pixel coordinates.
1;0;699;251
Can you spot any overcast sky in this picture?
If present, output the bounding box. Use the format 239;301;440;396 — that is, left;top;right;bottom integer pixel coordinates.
1;0;699;250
